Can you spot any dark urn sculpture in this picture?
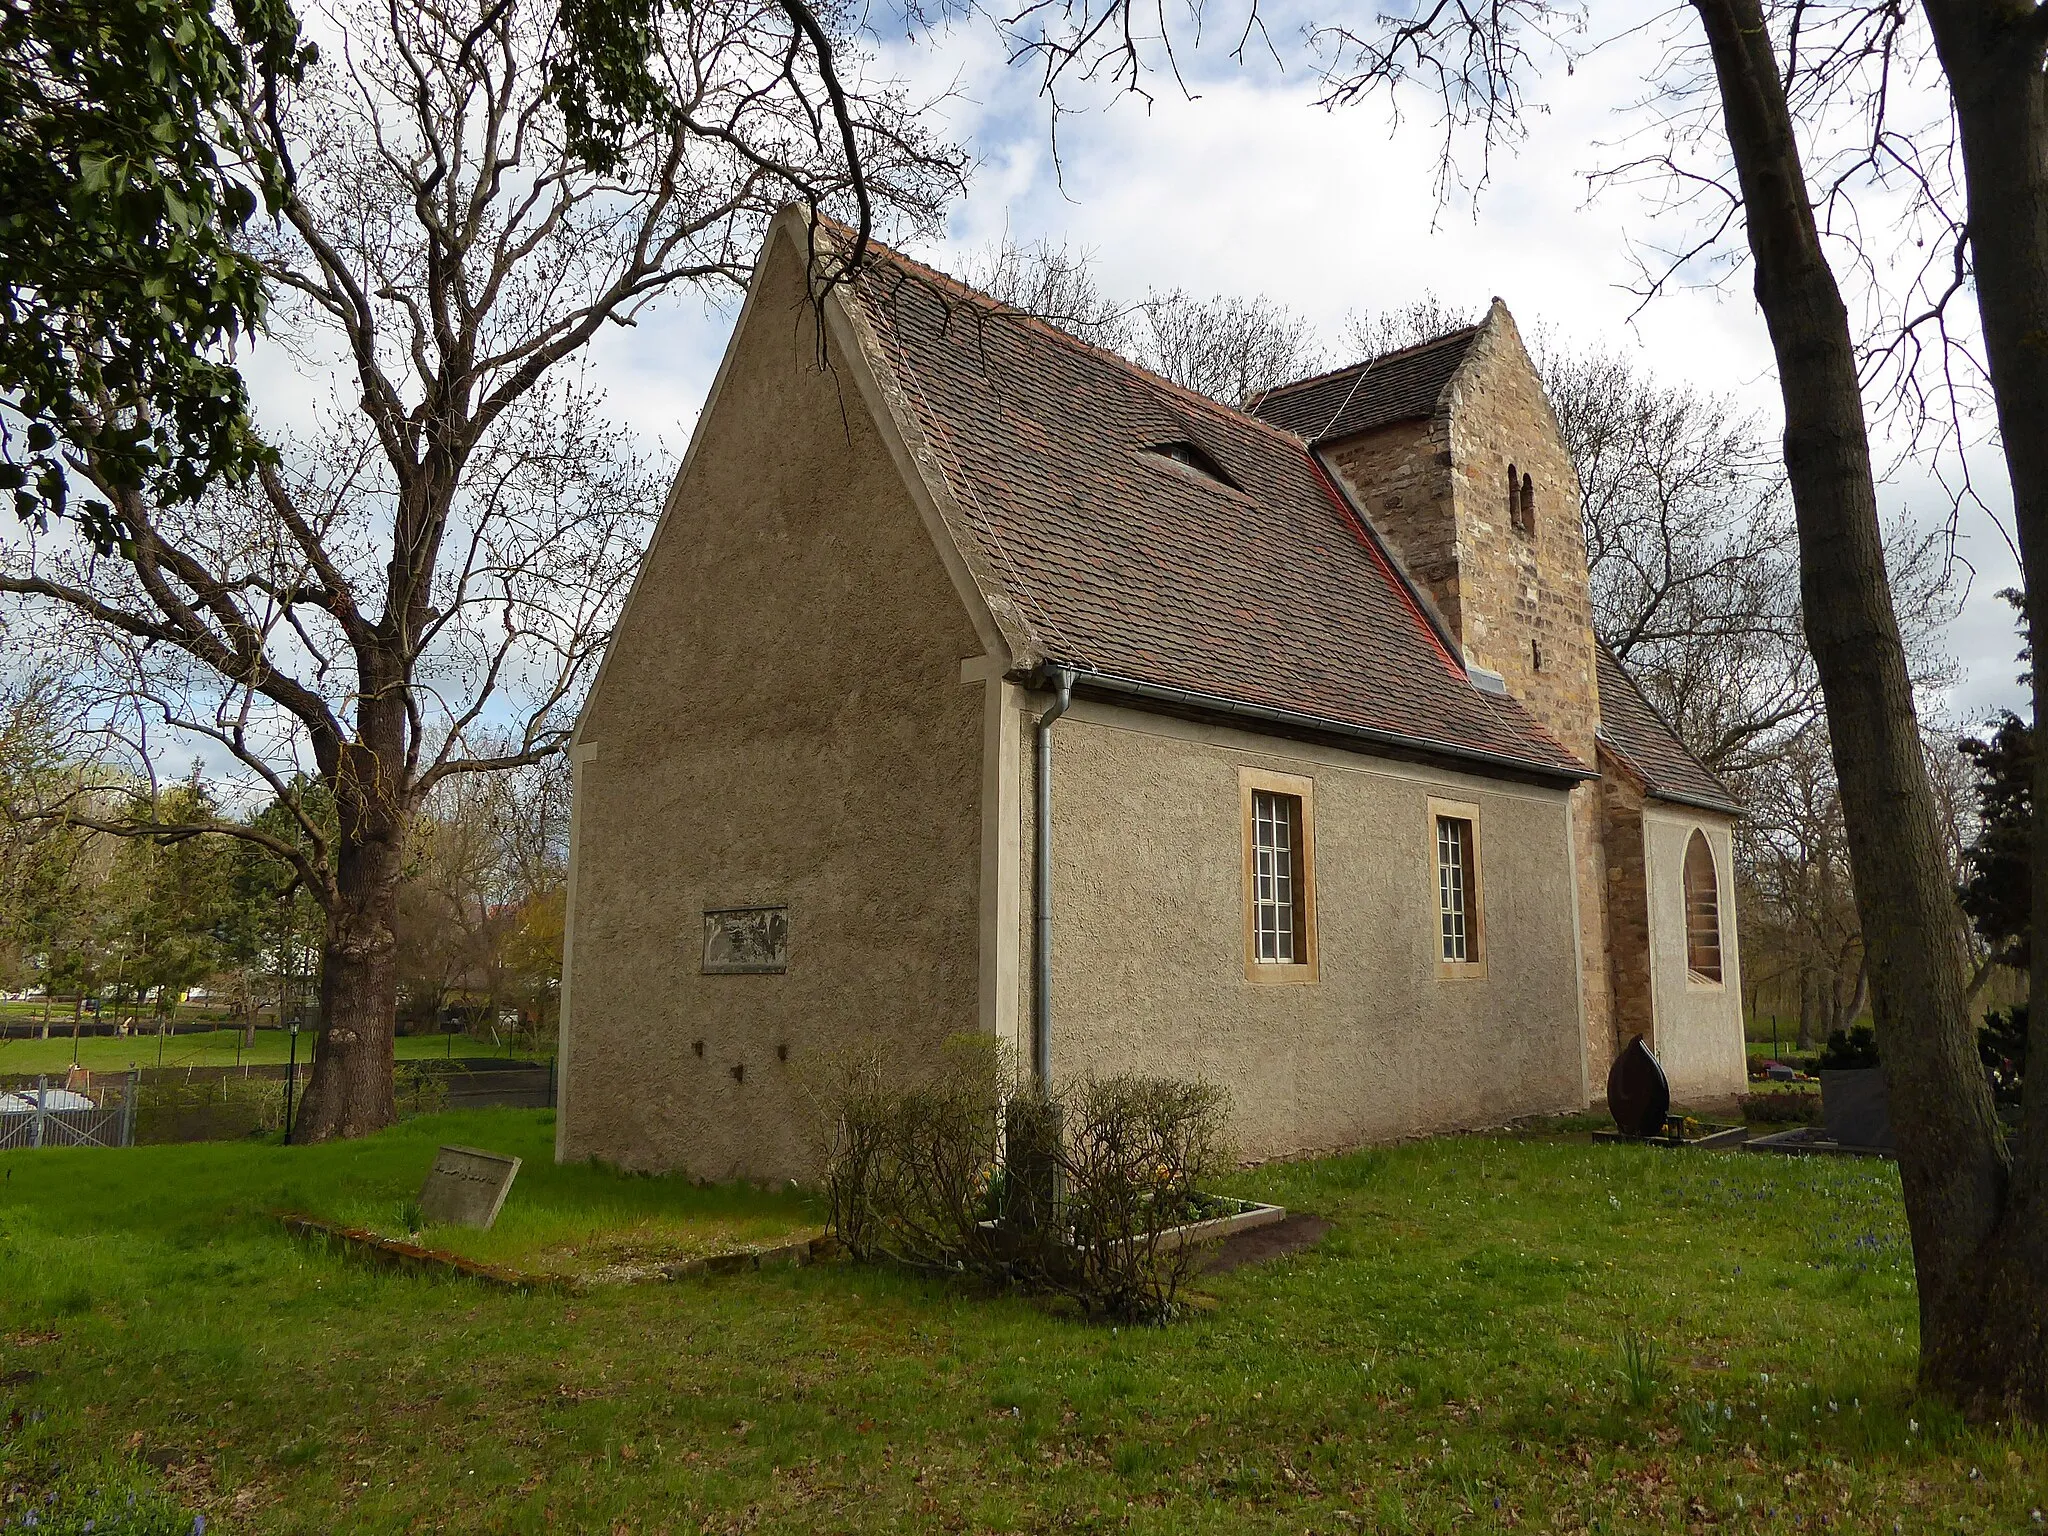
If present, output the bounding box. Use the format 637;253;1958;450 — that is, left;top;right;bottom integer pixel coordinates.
1607;1034;1671;1140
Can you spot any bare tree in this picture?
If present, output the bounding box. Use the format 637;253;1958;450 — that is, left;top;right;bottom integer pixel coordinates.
961;233;1132;341
1133;291;1325;404
995;0;2041;1417
1340;294;1477;358
0;0;965;1138
962;236;1323;403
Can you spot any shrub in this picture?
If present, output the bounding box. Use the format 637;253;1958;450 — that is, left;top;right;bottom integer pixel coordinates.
1039;1073;1231;1321
1738;1091;1820;1125
1818;1024;1880;1070
396;1062;450;1118
818;1036;1006;1272
134;1074;285;1144
1979;1004;2028;1107
817;1036;1232;1322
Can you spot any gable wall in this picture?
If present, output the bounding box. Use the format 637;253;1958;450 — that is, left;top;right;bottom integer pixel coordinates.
560;232;987;1181
1440;321;1598;760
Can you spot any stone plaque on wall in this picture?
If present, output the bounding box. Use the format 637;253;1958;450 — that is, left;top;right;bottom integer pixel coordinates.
702;906;789;974
417;1144;522;1229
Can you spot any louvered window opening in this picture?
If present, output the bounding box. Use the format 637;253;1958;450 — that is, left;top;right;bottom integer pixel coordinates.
1437;816;1475;962
1252;790;1303;964
1684;831;1723;983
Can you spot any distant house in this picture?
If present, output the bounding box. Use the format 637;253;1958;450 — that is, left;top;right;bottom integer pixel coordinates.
557;209;1745;1180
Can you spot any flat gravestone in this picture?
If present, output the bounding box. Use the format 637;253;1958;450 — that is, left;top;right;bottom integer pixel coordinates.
417;1145;522;1229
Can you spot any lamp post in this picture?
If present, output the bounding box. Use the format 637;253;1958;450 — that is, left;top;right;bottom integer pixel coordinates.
284;1019;300;1144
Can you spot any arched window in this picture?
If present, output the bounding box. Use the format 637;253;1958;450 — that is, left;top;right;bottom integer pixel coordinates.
1518;473;1535;534
1505;463;1519;526
1683;830;1723;983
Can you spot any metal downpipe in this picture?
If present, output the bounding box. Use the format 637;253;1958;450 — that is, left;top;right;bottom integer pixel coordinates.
1032;667;1075;1087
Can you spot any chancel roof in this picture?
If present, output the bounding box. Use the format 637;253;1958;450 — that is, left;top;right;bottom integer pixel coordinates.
1594;648;1742;814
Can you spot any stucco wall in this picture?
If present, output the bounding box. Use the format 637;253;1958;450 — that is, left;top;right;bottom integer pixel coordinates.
1040;701;1588;1160
1642;809;1747;1107
559;229;987;1181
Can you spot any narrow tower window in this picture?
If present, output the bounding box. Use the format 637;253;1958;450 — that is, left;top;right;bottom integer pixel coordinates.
1505;463;1519;527
1684;830;1724;984
1519;473;1536;534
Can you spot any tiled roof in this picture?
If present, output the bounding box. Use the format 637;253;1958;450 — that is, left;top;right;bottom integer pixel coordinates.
837;242;1586;781
1595;648;1741;814
1247;329;1483;443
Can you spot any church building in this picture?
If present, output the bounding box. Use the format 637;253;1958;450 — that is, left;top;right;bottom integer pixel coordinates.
555;209;1746;1180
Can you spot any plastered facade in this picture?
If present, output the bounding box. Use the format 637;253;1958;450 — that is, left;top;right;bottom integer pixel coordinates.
1032;701;1588;1159
558;230;986;1181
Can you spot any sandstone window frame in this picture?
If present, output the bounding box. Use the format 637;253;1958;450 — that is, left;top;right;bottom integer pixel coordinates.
1683;828;1725;987
1429;797;1488;980
1240;766;1319;984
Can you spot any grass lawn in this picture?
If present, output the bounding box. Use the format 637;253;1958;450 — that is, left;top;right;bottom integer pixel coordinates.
0;1028;543;1077
4;1112;2043;1534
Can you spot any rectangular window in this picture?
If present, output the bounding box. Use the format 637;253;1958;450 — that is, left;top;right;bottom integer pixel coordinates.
1252;790;1301;963
1241;769;1317;982
1437;817;1472;959
1428;798;1485;975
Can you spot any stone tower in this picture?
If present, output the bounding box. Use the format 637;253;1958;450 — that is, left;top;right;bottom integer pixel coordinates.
1257;301;1616;1076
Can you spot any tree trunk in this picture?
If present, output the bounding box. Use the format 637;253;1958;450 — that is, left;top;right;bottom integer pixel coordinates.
1690;0;2026;1418
292;735;406;1140
1916;0;2048;1419
1844;959;1870;1034
1797;963;1818;1050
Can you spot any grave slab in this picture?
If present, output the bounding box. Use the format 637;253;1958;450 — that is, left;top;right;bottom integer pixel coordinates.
417;1144;521;1229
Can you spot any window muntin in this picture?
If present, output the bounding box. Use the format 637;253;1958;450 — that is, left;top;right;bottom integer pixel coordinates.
1436;815;1478;962
1684;830;1723;983
1251;790;1302;963
1240;768;1317;982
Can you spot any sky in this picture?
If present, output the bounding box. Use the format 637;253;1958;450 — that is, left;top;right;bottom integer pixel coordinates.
14;0;2014;799
584;0;2028;728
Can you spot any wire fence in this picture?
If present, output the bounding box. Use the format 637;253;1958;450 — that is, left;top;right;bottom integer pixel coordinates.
0;1072;137;1149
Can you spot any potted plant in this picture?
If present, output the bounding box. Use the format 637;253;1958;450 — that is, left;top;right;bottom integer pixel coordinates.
1818;1024;1892;1150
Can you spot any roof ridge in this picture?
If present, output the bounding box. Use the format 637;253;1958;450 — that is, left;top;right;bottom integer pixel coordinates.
819;218;1318;455
1250;323;1486;408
